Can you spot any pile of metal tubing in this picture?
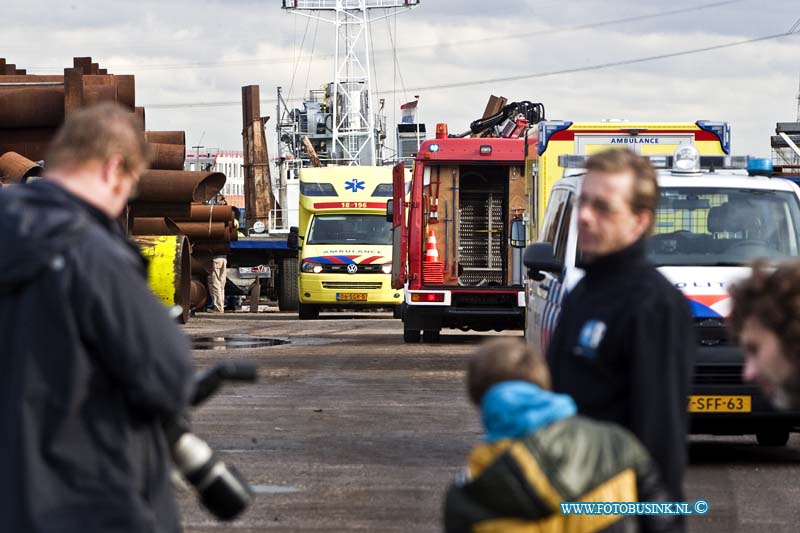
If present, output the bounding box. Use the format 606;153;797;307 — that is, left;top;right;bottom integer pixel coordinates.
0;56;237;321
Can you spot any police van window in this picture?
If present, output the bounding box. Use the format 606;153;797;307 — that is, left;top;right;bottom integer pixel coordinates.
539;189;568;244
648;187;800;266
554;193;574;262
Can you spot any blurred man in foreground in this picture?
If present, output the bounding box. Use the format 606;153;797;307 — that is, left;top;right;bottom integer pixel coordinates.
0;103;193;532
546;149;693;502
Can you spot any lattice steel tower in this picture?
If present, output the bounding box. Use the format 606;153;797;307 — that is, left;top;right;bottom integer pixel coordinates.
282;0;420;165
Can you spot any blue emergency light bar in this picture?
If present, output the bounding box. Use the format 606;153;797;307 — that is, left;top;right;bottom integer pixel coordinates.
746;158;774;176
537;120;573;155
696;120;731;154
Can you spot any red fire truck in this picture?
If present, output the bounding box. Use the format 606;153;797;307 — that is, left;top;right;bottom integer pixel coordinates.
388;123;530;342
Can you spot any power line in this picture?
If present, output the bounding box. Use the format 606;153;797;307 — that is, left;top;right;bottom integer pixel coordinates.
25;0;748;73
397;27;800;94
143;26;799;110
303;17;320;97
287;16;311;103
386;8;408;103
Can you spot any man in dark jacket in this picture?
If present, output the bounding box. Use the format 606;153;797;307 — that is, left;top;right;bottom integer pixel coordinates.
546;149;694;505
445;338;681;533
0;103;194;532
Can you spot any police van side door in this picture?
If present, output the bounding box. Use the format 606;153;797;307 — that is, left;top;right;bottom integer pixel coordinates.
525;186;575;356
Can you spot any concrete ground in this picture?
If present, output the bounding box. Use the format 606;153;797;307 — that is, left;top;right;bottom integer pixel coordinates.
176;311;800;532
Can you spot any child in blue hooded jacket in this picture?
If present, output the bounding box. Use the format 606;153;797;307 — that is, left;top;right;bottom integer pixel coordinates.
444;338;682;533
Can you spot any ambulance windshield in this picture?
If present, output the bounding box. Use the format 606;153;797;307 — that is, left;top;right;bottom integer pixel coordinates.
307;214;392;245
647;187;800;266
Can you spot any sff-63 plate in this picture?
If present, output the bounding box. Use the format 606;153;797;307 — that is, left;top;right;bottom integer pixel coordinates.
688;395;751;413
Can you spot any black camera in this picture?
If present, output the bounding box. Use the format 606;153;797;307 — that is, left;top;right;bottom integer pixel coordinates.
170;431;252;520
166;362;257;520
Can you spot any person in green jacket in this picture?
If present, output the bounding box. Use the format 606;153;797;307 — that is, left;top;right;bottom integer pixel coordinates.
444;338;682;533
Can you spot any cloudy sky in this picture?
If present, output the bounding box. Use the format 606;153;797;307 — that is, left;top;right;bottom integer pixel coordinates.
3;0;799;158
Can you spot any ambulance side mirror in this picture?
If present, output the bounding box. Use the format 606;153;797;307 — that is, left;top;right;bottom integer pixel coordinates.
386;199;394;223
287;226;300;250
523;242;562;282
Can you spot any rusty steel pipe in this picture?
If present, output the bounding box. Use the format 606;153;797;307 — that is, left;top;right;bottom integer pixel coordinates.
134;107;146;130
145;131;186;146
148;143;186;171
129;202;192;219
190;278;208;310
83;84;116;105
0;75;65;85
115;75;135;110
191;256;210;275
63;68;83;115
0;88;65;128
131;217;182;236
138;170;225;203
172;221;229;241
0;82;63;87
0;127;56;162
172;204;233;223
191;242;232;255
0;151;43;183
82;76;117;107
73;57;92;74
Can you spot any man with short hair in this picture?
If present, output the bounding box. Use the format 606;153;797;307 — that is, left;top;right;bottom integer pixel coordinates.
445;338;680;533
0;103;193;532
729;260;800;410
546;148;694;504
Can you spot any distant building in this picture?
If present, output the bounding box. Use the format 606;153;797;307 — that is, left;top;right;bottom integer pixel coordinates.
185;150;245;207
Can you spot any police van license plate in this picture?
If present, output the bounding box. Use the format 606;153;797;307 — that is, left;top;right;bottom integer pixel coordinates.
688;395;751;413
336;293;367;302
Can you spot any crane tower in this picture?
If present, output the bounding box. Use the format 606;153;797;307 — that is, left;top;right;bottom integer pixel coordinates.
282;0;420;165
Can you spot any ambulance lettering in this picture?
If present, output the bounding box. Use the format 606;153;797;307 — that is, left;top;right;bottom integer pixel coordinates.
609;137;661;144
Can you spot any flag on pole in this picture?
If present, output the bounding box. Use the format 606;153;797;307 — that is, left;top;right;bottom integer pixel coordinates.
400;99;418;124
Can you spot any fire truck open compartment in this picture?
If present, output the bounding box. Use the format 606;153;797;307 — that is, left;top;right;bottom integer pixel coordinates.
421;163;525;287
458;167;507;286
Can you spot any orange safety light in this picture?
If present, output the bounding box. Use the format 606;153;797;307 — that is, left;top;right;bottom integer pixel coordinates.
435;123;449;139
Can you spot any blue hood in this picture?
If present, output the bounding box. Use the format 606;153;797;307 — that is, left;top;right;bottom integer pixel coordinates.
481;381;577;443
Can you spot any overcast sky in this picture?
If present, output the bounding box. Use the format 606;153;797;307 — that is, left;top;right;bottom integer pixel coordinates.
2;0;799;158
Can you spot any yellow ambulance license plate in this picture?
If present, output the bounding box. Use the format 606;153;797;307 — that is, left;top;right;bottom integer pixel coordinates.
336;293;367;302
688;395;751;413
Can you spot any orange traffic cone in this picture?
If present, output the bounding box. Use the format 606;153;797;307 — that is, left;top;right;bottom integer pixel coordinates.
425;229;439;262
423;229;444;284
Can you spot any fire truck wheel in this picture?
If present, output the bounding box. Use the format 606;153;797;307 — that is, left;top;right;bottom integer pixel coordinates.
403;326;421;343
422;330;440;343
298;303;319;320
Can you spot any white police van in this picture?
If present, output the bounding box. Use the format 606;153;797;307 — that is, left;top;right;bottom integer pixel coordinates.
524;147;800;445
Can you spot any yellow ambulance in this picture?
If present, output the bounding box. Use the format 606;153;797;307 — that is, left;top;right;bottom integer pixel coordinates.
296;166;403;319
525;120;730;233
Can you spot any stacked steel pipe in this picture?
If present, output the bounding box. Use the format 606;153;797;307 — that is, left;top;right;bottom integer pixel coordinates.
0;56;236;320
